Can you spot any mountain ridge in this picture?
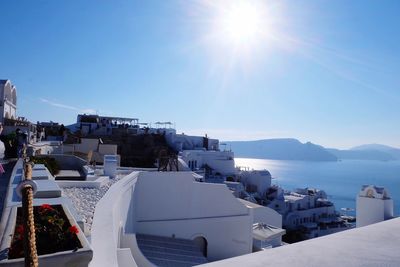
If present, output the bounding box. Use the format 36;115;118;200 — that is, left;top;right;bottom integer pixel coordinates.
224;138;337;161
224;139;400;161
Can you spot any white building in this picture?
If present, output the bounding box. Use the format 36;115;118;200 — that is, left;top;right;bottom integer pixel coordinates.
179;150;236;178
90;171;284;267
75;114;179;137
356;185;394;228
0;79;17;122
283;191;335;227
261;186;352;239
166;133;219;151
238;170;272;197
238;199;285;250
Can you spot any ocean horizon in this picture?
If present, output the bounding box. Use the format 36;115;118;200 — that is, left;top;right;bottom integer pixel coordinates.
235;158;400;217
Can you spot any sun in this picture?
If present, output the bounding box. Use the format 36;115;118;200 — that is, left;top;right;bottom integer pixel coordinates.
220;2;263;44
190;0;283;71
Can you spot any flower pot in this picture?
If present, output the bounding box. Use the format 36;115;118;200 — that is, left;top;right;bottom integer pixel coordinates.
0;204;92;267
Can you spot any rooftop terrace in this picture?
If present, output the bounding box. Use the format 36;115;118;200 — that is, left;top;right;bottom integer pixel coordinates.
203;217;400;267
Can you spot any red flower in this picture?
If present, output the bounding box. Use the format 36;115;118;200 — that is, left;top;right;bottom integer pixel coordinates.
16;225;24;235
68;225;79;234
15;225;24;241
39;204;53;213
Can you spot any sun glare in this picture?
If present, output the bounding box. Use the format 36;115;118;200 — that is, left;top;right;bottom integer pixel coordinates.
192;0;283;74
220;3;263;43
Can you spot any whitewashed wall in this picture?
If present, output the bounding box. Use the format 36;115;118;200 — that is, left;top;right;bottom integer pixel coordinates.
134;172;253;261
356;197;393;227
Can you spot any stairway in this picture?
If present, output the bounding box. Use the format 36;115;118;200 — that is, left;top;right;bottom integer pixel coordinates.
136;234;208;267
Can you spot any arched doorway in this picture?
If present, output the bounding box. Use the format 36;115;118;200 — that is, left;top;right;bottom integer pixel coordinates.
193;236;208;258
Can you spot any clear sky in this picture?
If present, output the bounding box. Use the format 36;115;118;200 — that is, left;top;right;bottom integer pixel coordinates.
0;0;399;149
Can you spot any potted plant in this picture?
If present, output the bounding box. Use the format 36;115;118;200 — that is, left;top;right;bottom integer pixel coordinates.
0;204;92;267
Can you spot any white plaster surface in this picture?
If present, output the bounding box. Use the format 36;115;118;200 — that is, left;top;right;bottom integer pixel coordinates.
56;170;82;177
34;180;62;198
134;172;254;261
32;169;53;180
203;217;400;267
357;194;394;228
90;172;140;267
90;171;256;266
239;199;282;228
135;172;249;220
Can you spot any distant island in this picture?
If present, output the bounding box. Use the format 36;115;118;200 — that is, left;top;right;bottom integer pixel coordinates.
224;139;400;162
328;144;400;161
224;138;337;161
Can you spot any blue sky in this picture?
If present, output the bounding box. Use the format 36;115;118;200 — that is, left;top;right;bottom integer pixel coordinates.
0;0;399;149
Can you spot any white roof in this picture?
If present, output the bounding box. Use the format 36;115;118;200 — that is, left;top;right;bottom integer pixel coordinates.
238;198;264;209
202;217;400;267
284;194;305;201
252;223;286;241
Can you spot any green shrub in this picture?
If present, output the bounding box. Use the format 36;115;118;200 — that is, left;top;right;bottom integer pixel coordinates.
31;156;60;176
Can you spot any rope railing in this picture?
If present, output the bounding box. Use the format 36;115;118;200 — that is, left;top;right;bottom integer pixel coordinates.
21;161;39;267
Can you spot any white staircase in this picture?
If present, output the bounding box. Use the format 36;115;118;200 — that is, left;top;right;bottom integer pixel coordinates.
136;234;208;267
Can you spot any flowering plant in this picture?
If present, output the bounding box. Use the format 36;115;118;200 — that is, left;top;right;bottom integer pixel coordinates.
8;204;82;259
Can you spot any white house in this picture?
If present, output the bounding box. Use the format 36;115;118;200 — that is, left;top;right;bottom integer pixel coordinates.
238;199;285;250
239;170;272;197
90;171;284;267
0;79;17;122
356;185;394;228
179;150;236;178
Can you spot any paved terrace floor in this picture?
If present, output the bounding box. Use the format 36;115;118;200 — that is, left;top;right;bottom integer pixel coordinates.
203;217;400;267
0;160;16;221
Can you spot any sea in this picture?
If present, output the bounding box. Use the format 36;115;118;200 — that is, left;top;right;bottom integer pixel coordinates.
235;158;400;217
